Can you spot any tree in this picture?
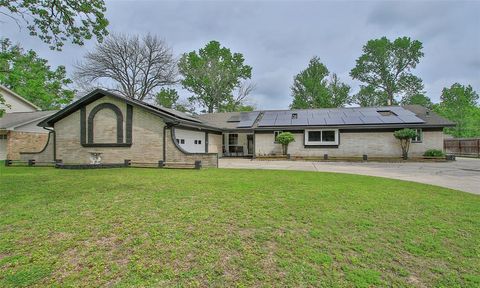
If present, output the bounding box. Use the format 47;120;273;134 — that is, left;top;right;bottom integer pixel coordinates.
290;57;351;109
178;40;253;113
276;132;295;155
0;38;75;110
350;36;424;106
353;85;389;107
434;83;480;137
393;128;418;160
154;88;192;113
401;93;433;109
0;0;108;50
75;33;177;101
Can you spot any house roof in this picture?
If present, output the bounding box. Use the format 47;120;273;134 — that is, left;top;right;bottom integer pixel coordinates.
38;89;222;131
0;110;57;130
197;106;455;130
0;85;41;111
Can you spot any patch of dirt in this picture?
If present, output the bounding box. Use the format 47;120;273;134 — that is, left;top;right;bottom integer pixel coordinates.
407;275;426;288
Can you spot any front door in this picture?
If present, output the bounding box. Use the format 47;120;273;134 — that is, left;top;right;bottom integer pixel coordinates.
247;134;254;155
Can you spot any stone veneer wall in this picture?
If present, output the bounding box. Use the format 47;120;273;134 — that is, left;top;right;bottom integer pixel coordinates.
55;96;165;164
255;129;445;157
6;131;49;160
166;128;218;167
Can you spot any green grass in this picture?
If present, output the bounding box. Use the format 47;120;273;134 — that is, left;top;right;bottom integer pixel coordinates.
0;164;479;287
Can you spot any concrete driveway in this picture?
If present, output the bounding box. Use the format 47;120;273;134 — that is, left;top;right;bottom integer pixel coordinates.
219;157;480;195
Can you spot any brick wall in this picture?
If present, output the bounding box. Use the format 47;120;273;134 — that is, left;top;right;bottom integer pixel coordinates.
6;131;49;160
255;130;445;158
20;132;55;162
55;96;165;164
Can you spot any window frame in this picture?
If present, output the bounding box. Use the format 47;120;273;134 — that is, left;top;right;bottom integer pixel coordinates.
304;129;339;146
228;134;238;145
273;131;283;143
412;128;423;143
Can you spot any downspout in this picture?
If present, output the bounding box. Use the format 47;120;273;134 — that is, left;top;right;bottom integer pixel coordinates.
43;127;56;161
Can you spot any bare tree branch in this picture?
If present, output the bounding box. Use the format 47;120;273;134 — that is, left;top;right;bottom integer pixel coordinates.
74;33;177;100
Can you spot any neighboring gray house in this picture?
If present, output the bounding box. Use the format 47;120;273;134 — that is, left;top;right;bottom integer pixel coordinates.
22;89;455;167
0;85;56;160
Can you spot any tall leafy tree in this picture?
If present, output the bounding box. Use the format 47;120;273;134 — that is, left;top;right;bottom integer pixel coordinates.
75;33;177;100
290;57;350;109
178;40;253;113
434;83;480;137
0;39;75;110
0;0;109;50
154;88;192;113
350;36;424;106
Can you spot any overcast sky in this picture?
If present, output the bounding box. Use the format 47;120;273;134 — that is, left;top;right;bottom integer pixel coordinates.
2;0;479;110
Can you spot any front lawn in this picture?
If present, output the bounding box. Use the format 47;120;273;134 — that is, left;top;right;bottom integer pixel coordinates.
0;165;479;287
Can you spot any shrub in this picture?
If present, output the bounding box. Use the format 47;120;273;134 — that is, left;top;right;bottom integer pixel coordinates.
424;149;444;157
276;132;295;155
393;128;418;160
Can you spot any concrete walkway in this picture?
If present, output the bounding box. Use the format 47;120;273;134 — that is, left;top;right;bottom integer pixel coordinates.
219;157;480;195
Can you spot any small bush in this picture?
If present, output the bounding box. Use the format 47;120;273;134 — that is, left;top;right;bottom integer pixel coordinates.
424;149;444;157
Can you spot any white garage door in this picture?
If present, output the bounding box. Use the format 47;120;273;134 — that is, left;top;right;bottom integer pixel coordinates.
0;134;7;160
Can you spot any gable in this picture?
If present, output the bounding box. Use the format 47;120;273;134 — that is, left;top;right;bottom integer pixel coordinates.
0;85;40;113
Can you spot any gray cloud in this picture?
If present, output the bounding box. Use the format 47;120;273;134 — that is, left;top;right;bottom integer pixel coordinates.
1;0;478;109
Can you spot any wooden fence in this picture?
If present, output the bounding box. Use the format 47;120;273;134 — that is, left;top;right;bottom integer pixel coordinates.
444;138;480;157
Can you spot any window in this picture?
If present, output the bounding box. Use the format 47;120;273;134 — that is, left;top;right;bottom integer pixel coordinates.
228;134;238;145
0;135;7;140
305;129;339;145
194;140;198;144
273;131;283;143
412;129;422;143
180;139;185;144
176;139;180;144
198;140;202;144
291;113;298;119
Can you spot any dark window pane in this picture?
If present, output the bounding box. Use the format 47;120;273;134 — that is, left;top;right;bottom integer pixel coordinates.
308;131;321;141
322;131;335;142
229;134;238;145
198;140;202;144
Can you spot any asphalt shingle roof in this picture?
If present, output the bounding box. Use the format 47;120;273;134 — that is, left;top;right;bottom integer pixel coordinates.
0;111;57;129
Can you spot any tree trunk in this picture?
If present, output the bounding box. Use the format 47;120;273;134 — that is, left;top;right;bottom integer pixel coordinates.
282;144;288;155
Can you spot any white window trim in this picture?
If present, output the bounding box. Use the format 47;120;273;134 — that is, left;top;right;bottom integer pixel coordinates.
412;128;422;143
304;129;339;146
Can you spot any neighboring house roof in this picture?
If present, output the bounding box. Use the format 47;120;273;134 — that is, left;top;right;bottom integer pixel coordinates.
38;89;222;131
0;110;57;130
0;85;41;111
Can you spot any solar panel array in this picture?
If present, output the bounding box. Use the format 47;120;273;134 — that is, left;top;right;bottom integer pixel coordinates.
256;107;424;127
236;111;261;128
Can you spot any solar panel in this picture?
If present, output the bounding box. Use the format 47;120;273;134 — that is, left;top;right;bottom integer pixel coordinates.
397;115;425;123
257;118;276;126
343;116;363;125
379;116;403;124
389;107;415;116
275;116;292;126
237;111;260;127
308;117;326;125
291;118;309;125
360;116;382;124
325;117;344;125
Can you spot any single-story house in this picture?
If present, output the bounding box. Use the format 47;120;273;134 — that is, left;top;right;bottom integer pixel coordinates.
22;89;455;167
0;85;56;160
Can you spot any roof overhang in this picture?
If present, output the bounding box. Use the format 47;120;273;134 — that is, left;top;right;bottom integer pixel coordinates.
38;89;208;129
